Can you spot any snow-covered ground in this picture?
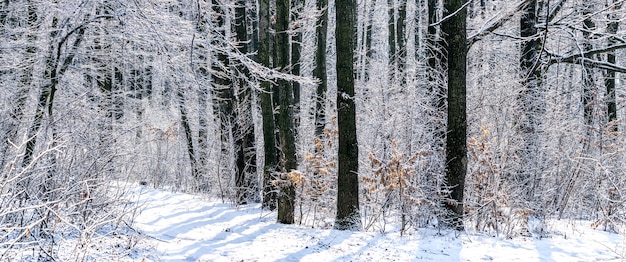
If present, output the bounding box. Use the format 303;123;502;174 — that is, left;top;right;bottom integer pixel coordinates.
123;185;626;261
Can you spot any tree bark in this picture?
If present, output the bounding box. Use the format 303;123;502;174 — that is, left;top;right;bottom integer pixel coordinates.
258;0;279;210
314;0;328;139
442;0;467;230
211;0;237;195
334;0;361;230
234;0;256;204
518;0;542;202
605;1;620;132
276;0;297;224
582;2;596;148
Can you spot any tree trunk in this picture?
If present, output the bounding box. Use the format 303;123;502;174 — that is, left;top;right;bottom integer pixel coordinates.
334;0;361;230
427;0;446;149
582;2;596;150
396;0;407;87
194;4;211;192
313;0;329;139
442;0;467;230
388;0;396;84
605;1;620;132
276;0;297;224
291;0;303;131
178;89;200;186
211;0;237;195
518;0;542;202
234;0;256;204
258;0;279;210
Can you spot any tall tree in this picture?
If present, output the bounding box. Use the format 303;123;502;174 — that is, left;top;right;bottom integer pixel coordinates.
605;0;621;132
259;0;279;210
581;1;596;148
427;0;446;148
292;0;303;129
194;1;211;191
518;0;541;202
233;0;257;204
388;0;397;83
276;0;297;224
441;0;467;230
334;0;361;230
211;0;237;195
313;0;329;139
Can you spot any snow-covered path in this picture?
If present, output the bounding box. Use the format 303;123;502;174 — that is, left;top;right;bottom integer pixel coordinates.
130;185;626;261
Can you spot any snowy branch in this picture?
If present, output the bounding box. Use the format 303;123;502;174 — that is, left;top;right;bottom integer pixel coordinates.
547;43;626;73
467;0;533;48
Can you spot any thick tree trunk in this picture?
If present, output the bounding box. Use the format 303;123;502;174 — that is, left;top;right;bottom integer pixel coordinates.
276;0;297;224
441;0;467;230
334;0;361;230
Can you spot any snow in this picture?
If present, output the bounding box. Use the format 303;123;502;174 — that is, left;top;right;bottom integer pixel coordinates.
125;184;625;261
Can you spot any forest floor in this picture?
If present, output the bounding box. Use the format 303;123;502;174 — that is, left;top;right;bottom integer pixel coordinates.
115;184;626;261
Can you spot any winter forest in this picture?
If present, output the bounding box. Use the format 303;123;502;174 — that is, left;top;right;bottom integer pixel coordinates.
1;0;626;260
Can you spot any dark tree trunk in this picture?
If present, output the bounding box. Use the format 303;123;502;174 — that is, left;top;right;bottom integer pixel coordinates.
211;0;237;194
178;89;200;185
388;0;396;83
396;0;407;87
291;0;303;131
582;2;596;147
233;0;256;204
518;0;542;202
334;0;361;230
362;0;376;81
24;15;85;168
258;0;279;210
313;0;328;139
441;0;467;230
605;1;620;132
276;0;297;224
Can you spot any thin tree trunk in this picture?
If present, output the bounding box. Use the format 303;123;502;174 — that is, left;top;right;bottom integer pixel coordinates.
178;89;200;185
313;0;328;139
292;0;303;131
234;0;256;204
211;0;237;195
582;2;596;150
194;3;210;192
258;0;278;210
388;0;396;84
518;0;542;202
605;1;620;132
